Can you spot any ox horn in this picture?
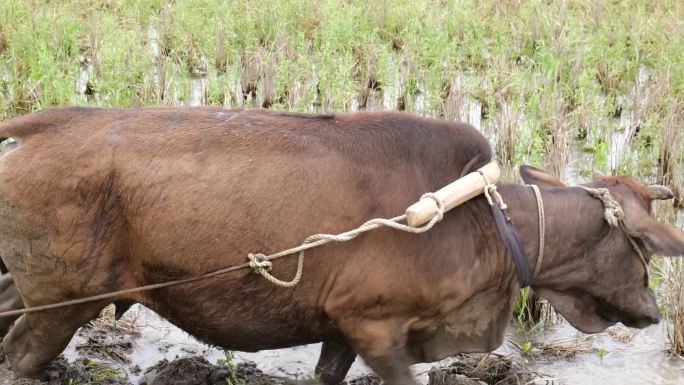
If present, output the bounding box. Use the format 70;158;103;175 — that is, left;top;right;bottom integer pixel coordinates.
648;185;674;200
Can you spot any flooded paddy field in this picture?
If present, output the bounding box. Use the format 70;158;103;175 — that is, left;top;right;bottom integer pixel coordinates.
1;304;682;384
0;0;684;384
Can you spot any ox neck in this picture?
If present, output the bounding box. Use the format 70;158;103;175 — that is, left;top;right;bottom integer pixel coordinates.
495;183;608;288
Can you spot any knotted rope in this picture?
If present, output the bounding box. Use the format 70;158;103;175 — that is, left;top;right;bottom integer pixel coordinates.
480;171;506;209
578;186;624;227
578;186;648;270
0;193;445;317
246;192;445;287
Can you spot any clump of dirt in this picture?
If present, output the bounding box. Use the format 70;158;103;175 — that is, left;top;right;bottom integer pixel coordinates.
428;371;486;385
139;356;296;385
139;357;229;385
9;356;130;385
427;354;536;385
233;361;283;385
75;327;133;363
348;374;382;385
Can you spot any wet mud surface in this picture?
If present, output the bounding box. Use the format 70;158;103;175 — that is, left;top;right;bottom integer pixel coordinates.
7;304;682;385
0;323;537;385
426;354;535;385
0;351;303;385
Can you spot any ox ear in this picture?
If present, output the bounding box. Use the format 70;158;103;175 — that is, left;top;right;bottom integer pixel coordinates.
519;165;567;187
622;204;684;257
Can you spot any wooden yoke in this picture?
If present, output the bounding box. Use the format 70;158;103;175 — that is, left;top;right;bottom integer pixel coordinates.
405;161;500;227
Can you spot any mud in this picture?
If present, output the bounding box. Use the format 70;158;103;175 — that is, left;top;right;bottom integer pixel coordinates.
347;374;382;385
0;306;556;385
1;354;304;385
341;354;535;385
0;341;538;385
75;327;134;364
138;357;279;385
134;357;323;385
138;357;227;385
3;356;129;385
427;372;486;385
427;354;535;385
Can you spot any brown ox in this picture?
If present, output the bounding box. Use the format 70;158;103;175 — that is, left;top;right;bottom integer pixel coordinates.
0;108;681;385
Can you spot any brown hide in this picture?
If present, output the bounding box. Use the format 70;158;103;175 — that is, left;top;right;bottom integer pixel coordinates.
0;108;680;383
0;107;498;375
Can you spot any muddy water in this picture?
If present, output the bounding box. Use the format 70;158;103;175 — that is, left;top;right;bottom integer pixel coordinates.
63;305;368;383
59;305;684;384
528;322;684;384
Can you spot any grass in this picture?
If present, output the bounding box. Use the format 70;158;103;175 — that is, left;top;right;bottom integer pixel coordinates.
660;258;684;356
509;335;599;359
1;0;683;352
217;349;244;385
89;304;144;335
66;360;126;385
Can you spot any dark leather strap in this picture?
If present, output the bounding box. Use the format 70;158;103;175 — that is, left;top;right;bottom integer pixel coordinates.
489;202;533;288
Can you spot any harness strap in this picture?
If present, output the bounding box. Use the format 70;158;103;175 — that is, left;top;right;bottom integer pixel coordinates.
528;184;545;278
480;173;533;288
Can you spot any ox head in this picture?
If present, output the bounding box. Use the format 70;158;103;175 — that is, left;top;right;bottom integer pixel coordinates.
520;166;684;333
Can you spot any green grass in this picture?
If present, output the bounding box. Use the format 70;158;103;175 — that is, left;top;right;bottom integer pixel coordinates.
2;1;682;120
66;360;126;385
1;0;684;350
217;349;244;385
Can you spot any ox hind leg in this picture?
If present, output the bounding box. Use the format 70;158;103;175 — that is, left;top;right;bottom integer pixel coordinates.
339;318;416;385
315;339;357;385
0;274;23;336
2;302;105;378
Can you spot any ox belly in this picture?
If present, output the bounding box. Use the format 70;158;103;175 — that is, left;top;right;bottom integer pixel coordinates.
407;287;517;363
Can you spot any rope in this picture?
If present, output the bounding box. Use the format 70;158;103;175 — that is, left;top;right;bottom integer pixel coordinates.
246;192;444;287
0;263;254;317
578;186;648;271
0;193;446;317
578;186;624;227
479;172;507;209
528;184;545;278
9;183;645;316
623;227;649;271
522;184;646;282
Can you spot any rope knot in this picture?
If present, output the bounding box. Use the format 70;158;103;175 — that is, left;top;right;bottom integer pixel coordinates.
420;192;445;222
483;184;507;209
248;253;273;272
579;185;648;271
579;187;624;227
247;252;303;288
243;190;448;289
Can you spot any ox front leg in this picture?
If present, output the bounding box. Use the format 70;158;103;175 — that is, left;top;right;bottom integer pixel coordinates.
315;339;357;385
340;319;415;385
2;303;104;378
0;274;23;337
